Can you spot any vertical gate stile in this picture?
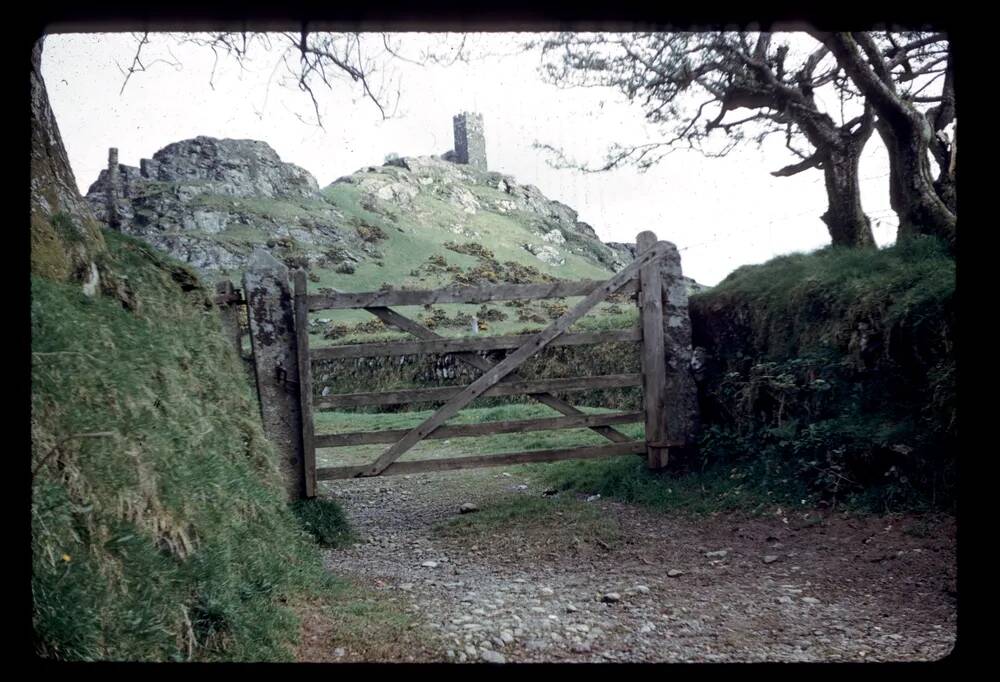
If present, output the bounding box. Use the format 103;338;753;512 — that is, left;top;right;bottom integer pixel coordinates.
293;270;318;498
637;231;669;470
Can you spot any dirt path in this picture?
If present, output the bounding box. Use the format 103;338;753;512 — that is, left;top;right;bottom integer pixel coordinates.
313;467;956;663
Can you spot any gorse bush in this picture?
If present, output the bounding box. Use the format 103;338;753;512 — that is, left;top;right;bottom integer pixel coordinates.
31;231;340;661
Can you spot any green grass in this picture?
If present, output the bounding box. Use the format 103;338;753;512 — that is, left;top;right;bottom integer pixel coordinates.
30;230;414;661
291;498;356;548
434;494;621;547
527;455;814;517
693;235;955;358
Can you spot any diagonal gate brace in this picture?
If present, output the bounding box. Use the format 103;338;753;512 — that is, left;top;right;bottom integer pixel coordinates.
362;306;633;444
362;240;673;476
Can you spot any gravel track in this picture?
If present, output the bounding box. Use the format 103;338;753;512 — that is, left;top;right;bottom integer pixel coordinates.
317;468;956;663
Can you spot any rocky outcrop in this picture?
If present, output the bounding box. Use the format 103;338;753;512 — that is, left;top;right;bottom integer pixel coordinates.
82;138;682;285
85;137;363;275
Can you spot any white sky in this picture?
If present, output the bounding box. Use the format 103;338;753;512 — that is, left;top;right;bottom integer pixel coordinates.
41;32;900;286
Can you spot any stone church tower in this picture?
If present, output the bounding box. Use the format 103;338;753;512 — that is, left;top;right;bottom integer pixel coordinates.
453;112;487;171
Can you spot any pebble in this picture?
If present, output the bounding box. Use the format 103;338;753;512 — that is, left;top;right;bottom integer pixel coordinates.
634;585;651;593
399;583;414;590
602;592;622;603
334;647;345;657
705;549;729;558
668;569;685;578
764;555;780;564
459;502;479;514
421;561;439;568
479;649;507;663
500;630;514;644
540;587;555;596
776;596;793;604
566;604;578;612
586;494;601;502
802;597;822;605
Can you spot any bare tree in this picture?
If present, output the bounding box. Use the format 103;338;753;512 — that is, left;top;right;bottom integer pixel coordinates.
810;31;956;244
118;31;474;127
535;32;880;248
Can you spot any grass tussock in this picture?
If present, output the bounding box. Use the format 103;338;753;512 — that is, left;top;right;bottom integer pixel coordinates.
291;498;356;548
31;230;363;661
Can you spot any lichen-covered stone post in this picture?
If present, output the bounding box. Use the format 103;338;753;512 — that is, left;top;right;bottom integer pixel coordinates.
242;250;307;500
637;232;700;466
658;239;700;459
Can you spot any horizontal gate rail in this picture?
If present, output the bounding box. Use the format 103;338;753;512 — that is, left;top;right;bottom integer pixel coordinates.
314;373;642;409
356;305;634;445
316;441;646;479
312;328;641;361
315;410;644;448
308;279;640;312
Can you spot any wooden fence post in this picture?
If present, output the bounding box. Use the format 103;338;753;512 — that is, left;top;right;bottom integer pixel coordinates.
293;270;317;498
243;249;307;501
637;231;669;469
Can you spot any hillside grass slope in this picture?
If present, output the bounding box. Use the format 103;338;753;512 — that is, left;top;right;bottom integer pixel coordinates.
30;230;415;660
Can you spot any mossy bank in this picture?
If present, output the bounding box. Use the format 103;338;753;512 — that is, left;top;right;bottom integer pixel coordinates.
688;236;956;512
31;230;364;660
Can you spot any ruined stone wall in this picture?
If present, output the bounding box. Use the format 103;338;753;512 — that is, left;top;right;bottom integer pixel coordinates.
453;112;487;171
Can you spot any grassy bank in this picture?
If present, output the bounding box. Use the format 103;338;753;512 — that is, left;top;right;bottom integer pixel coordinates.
31;230;415;660
688;236;956;512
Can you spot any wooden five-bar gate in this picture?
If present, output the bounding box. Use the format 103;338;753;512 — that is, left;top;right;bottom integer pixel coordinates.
227;231;681;500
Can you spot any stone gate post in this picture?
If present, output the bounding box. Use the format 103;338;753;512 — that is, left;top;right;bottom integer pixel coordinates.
242;249;307;501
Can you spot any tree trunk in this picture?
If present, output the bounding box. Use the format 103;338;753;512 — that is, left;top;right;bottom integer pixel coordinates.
815;32;956;247
819;137;876;248
876;116;956;244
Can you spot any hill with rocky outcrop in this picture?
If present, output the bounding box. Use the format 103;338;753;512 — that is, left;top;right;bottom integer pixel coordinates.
84;136;703;298
87;137;630;288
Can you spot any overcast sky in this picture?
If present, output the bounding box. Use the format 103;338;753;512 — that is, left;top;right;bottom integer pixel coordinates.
41;32;900;286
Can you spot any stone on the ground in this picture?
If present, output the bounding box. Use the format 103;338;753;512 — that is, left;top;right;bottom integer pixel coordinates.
802;597;822;605
421;560;439;568
601;592;621;603
480;649;506;663
764;555;780;564
459;502;479;514
668;569;684;578
634;585;651;594
705;549;729;558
